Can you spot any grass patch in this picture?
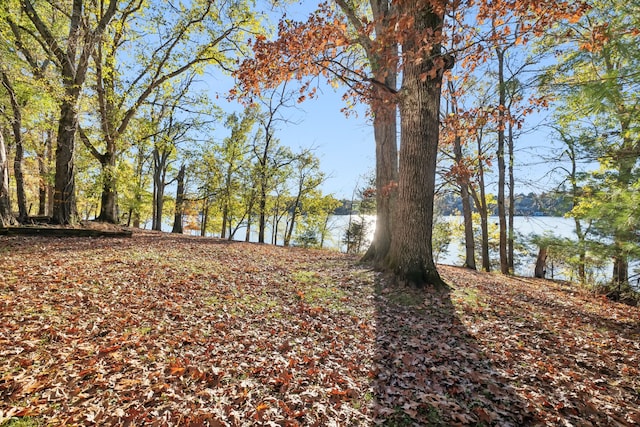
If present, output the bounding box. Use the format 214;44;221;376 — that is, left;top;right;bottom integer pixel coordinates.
0;418;43;427
290;270;350;312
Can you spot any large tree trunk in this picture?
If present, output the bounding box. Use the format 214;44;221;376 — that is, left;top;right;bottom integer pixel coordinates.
172;164;185;234
97;151;119;223
0;130;13;226
386;1;447;287
52;99;78;225
335;0;397;264
362;94;397;264
351;0;398;266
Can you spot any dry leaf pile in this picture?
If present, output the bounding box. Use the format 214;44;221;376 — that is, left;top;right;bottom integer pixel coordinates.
1;232;638;426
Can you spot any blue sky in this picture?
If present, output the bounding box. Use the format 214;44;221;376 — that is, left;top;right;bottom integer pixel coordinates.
274;86;376;199
202;74;376;200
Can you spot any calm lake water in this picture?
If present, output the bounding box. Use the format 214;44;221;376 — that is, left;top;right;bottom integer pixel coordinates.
321;215;631;283
325;215;577;274
175;214;634;284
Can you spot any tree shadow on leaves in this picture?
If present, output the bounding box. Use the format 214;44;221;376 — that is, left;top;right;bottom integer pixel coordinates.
370;277;537;426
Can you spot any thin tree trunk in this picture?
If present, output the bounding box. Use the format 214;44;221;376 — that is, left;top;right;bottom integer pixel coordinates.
37;128;53;216
285;191;302;246
152;149;165;231
221;204;228;238
320;214;329;248
97;151;119;223
258;179;267;243
201;199;209;237
612;253;628;288
46;129;54;216
0;130;13;226
245;216;252;242
172;164;185;234
457;157;476;269
534;246;547;278
470;129;491;272
2;72;28;222
508;121;515;272
448;78;476;270
496;47;509;274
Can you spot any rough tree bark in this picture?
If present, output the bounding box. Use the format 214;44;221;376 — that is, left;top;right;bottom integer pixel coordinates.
386;0;448;287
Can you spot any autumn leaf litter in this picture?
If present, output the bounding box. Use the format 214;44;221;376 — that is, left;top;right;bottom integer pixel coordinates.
0;232;638;426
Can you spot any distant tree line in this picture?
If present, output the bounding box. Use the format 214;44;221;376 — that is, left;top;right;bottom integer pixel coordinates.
436;191;573;217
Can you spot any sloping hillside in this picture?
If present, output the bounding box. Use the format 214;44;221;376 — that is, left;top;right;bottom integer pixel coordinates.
1;232;638;426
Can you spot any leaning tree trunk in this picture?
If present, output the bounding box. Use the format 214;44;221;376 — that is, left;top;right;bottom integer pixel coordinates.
2;72;28;222
172;164;185;234
386;0;447;287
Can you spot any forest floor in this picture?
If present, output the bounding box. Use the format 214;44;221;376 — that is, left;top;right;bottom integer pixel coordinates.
0;231;639;426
